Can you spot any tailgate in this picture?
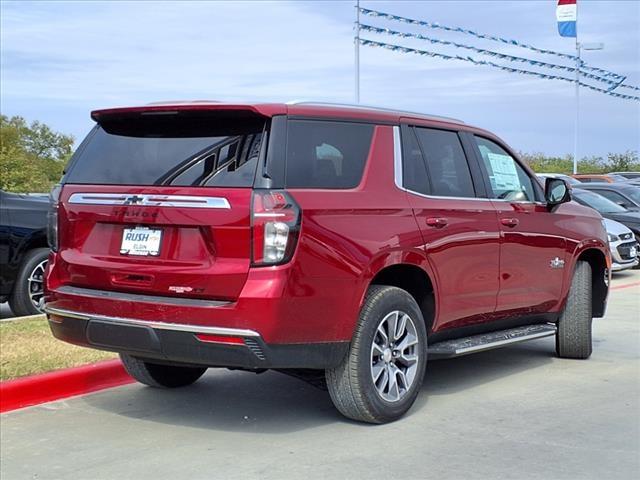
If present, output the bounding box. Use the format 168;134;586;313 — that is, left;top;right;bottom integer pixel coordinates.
57;185;251;300
54;108;268;301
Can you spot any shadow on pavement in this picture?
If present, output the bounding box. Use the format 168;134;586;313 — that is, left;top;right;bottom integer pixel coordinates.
611;270;637;281
85;338;555;433
85;368;342;434
422;339;553;395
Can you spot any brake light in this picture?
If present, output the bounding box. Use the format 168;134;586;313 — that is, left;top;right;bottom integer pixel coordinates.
47;184;62;251
251;190;301;266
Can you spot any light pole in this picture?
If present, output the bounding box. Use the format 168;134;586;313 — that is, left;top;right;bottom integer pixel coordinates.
573;41;604;174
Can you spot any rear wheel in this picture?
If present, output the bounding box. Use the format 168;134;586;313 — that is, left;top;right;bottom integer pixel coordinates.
325;285;427;424
9;248;49;317
120;354;207;388
556;261;593;359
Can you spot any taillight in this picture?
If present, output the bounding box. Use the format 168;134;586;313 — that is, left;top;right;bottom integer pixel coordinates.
251;190;300;266
47;184;61;251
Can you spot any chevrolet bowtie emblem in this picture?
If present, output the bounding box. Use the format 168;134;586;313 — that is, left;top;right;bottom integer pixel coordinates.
124;195;145;205
550;257;565;269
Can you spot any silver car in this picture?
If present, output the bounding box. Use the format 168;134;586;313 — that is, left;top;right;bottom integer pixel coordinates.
604;218;639;272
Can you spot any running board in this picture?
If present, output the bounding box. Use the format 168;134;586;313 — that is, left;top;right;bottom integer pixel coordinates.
428;324;557;359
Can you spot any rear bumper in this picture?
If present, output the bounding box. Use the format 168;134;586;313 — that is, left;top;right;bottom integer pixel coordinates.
46;307;348;370
45;253;359;344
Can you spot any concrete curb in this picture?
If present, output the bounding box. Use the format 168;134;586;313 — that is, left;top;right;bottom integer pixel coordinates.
0;313;45;323
0;359;133;413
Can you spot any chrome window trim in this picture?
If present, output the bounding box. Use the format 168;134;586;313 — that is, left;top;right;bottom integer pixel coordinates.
393;126;404;190
392;126;545;205
392;126;493;203
68;193;231;209
45;306;261;338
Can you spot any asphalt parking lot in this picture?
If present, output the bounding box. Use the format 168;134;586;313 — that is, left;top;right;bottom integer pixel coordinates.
1;271;639;480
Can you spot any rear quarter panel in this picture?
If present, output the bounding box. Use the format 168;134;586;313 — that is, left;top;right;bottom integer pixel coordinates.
286;125;429;341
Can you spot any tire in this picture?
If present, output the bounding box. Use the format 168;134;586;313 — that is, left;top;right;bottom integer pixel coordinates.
556;261;593;359
120;354;207;388
325;285;428;424
9;248;49;317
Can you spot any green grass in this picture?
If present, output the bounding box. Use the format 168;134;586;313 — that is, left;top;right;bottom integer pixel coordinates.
0;315;115;381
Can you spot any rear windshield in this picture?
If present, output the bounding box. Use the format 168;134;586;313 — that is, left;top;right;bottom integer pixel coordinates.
285;120;374;189
64;113;265;187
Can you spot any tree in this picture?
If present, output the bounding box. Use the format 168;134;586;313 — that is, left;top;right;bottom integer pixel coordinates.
0;115;74;192
605;150;639;172
520;150;639;175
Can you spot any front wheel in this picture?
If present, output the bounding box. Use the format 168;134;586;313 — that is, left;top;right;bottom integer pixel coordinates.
120;354;207;388
325;285;427;424
556;261;593;359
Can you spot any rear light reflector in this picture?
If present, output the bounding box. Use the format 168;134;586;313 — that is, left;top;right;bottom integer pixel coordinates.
195;334;245;345
251;190;300;266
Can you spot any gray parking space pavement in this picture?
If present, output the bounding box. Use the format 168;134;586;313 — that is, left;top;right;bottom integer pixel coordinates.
1;271;639;480
1;303;15;320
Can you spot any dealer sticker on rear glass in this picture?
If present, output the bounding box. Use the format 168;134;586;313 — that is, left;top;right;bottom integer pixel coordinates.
120;227;162;256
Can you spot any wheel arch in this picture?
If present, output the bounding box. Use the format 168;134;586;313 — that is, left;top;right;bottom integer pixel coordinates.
573;247;609;318
15;229;48;264
359;251;437;334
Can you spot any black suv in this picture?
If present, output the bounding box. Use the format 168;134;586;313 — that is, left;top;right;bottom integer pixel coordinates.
0;190;50;316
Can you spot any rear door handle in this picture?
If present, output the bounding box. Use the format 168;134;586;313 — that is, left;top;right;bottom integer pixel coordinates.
426;217;448;228
500;218;520;228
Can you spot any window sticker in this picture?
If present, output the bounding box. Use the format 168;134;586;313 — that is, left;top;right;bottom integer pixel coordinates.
486;153;521;191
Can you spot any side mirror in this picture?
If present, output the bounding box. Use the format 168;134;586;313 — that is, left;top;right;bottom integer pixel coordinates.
545;178;571;208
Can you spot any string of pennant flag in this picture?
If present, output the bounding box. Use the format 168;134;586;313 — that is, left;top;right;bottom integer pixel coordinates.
359;24;625;89
359;38;640;102
358;7;640;97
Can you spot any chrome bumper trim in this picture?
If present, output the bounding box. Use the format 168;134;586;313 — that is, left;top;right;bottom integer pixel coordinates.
56;285;231;308
44;306;261;338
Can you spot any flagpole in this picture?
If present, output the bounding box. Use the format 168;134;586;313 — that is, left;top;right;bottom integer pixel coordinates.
573;1;580;175
355;0;360;104
574;38;580;174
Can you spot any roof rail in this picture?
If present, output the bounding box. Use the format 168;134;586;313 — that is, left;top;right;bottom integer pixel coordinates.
286;101;465;124
146;100;222;105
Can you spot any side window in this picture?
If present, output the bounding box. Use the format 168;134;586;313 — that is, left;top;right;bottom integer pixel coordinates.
204;133;262;187
414;127;476;198
401;127;429;195
285;120;374;189
594;189;625;205
474;136;537;202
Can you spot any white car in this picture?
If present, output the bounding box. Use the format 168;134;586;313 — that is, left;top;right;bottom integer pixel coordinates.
604;218;639;272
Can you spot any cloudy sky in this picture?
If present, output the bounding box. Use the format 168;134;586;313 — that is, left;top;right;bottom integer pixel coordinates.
1;0;638;158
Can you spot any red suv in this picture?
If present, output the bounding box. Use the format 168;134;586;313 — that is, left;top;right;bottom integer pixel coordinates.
45;102;610;423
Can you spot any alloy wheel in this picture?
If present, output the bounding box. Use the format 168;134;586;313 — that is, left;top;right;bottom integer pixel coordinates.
370;310;420;402
28;259;47;312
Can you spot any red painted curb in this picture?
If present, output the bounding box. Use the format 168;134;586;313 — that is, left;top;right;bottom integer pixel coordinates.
0;359;133;413
611;281;640;291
